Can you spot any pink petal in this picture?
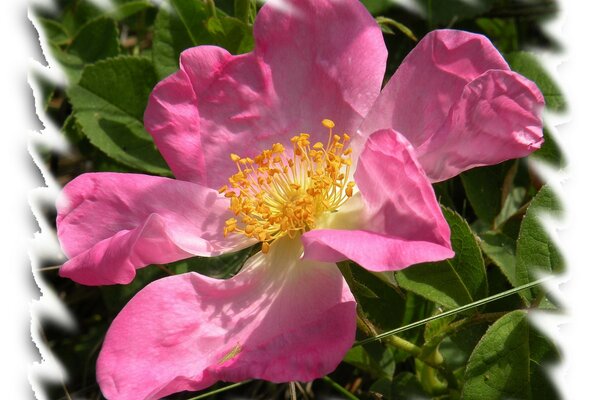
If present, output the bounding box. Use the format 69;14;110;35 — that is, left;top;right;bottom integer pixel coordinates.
57;173;250;285
416;69;544;181
302;129;454;272
359;30;508;148
144;0;386;188
358;30;542;180
96;239;356;400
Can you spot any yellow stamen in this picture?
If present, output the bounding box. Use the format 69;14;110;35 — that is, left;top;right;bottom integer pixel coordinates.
322;119;335;129
261;241;270;254
221;119;355;253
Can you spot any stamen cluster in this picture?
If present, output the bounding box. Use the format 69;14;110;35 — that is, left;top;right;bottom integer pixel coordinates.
220;119;355;253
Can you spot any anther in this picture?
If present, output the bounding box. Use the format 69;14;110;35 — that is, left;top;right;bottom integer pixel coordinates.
322;119;335;129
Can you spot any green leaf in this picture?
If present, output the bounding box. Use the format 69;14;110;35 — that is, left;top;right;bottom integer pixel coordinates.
50;16;120;82
205;15;254;54
506;51;566;112
59;0;105;37
170;245;256;278
346;262;408;331
343;343;396;380
424;309;455;342
153;0;253;79
395;207;487;309
462;311;530;400
495;186;527;228
443;324;489;372
67;56;171;174
515;185;563;300
152;1;212;78
37;17;71;46
479;231;518;286
460;161;514;225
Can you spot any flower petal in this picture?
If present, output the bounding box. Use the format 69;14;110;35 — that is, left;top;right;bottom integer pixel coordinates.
358;30;542;181
302;129;454;271
57;173;251;285
415;69;544;181
96;238;356;400
359;29;509;149
145;0;386;188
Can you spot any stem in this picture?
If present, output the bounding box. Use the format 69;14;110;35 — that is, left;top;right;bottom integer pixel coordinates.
186;380;251;400
321;376;360;400
355;277;552;346
386;335;421;358
386;335;459;390
356;312;459;390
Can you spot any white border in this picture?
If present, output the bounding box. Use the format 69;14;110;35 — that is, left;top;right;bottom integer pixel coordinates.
3;0;597;399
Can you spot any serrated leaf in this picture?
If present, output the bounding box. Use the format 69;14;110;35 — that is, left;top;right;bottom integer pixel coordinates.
395;207;487;309
67;56;171;174
506;51;566;112
50;16;120;82
462;311;530;400
515;185;563;300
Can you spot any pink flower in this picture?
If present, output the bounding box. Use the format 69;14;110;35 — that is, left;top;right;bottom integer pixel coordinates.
56;0;543;398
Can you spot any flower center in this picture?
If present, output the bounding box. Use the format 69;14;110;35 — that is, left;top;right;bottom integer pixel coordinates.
221;119;355;253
